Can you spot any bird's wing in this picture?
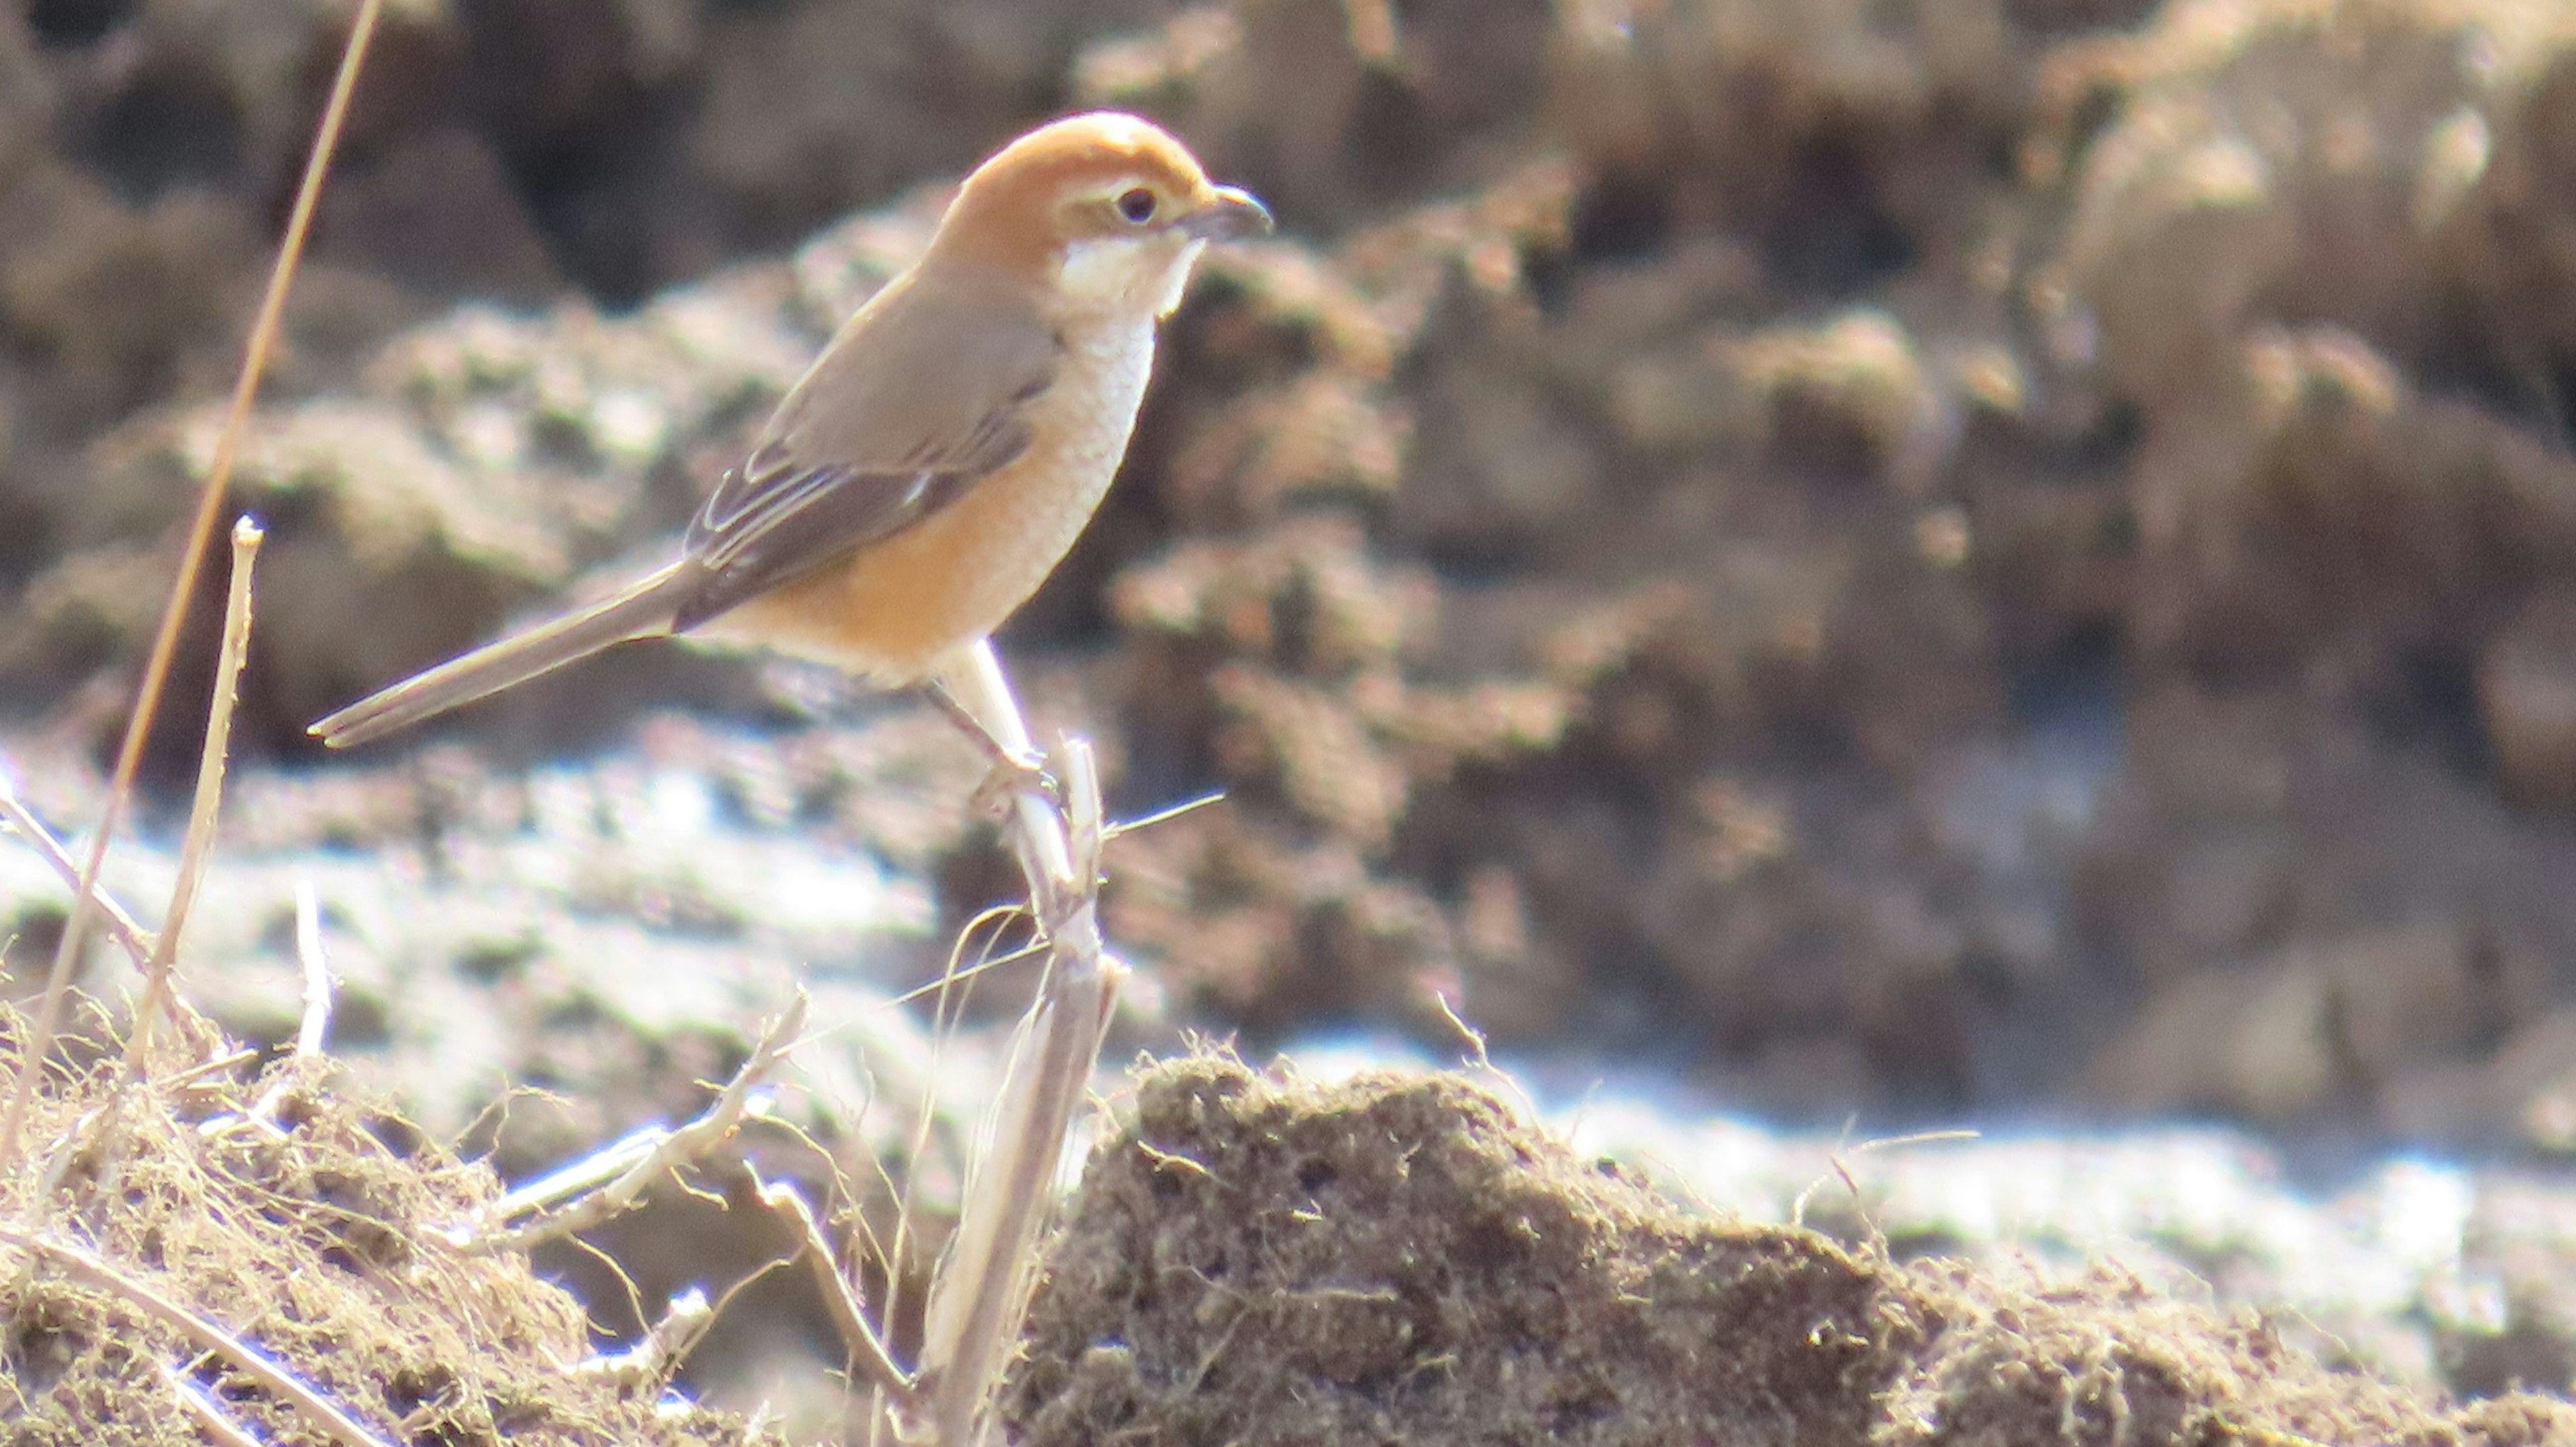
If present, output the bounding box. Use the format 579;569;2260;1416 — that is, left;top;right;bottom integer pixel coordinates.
674;276;1059;631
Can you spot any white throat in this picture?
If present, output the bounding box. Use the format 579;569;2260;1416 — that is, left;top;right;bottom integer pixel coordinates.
1056;234;1209;319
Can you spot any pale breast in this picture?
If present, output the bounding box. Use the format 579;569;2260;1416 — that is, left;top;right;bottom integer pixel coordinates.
707;315;1159;680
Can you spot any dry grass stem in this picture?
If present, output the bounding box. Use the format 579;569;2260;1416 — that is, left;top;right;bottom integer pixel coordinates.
452;992;808;1252
292;877;333;1057
0;786;155;967
576;1287;716;1383
127;517;264;1073
908;639;1124;1446
1100;790;1225;841
0;0;385;1170
0;1226;398;1447
163;1045;261;1089
164;1361;267;1447
877;894;1040;1366
757;1173;914;1403
1789;1126;1983;1236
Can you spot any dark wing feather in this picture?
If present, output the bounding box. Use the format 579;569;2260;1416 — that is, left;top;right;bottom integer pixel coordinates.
670;277;1057;633
674;454;1014;630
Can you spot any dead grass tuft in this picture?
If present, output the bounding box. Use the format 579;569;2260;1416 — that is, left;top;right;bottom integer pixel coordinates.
0;1019;777;1447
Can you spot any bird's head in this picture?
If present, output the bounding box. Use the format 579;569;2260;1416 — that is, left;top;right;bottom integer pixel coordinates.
927;111;1273;319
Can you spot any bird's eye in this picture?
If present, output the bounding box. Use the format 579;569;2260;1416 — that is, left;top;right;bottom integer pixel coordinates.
1116;187;1158;224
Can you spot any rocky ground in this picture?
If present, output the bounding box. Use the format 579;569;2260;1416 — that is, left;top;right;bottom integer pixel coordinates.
15;0;2576;1438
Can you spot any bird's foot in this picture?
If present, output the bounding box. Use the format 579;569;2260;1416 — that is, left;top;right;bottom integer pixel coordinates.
970;747;1063;817
923;679;1063;814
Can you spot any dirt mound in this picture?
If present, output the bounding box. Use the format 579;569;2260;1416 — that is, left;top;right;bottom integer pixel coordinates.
1013;1055;2576;1446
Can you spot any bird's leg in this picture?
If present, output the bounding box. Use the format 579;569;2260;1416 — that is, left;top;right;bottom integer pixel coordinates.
922;676;1061;814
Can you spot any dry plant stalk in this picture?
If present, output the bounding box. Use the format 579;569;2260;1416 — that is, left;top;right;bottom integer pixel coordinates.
0;783;155;967
292;876;333;1056
164;1363;268;1447
576;1287;716;1384
125;517;264;1073
904;639;1124;1446
748;640;1124;1444
759;1173;914;1403
451;992;810;1253
0;0;387;1169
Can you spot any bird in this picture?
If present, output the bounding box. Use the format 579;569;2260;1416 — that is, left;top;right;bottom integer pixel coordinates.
310;111;1271;754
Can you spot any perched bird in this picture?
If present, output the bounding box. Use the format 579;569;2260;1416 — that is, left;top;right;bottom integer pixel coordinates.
311;111;1271;751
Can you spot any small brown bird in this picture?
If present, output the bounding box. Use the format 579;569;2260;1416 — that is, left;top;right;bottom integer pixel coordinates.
311;112;1270;750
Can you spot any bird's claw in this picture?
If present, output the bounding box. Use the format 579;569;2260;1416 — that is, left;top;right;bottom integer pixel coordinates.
973;748;1062;816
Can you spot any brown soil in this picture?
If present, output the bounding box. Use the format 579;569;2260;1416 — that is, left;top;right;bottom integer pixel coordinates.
1014;1055;2576;1446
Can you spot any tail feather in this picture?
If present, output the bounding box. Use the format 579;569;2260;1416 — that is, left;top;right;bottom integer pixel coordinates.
311;564;695;749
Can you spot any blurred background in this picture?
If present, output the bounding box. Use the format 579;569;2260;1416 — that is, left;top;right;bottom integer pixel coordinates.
11;0;2576;1254
30;0;2576;1422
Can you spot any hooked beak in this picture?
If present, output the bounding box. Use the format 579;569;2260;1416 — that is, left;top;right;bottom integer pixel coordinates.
1181;184;1274;241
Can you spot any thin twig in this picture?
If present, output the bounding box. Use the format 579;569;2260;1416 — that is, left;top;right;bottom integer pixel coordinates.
883;895;1029;1369
0;786;154;967
1430;990;1494;1073
757;1173;914;1403
887;937;1049;1008
127;518;263;1074
0;0;386;1171
1102;790;1226;841
292;877;333;1057
164;1047;261;1090
30;1104;107;1215
449;992;808;1252
164;1360;265;1447
0;1228;396;1447
574;1287;714;1383
1790;1126;1982;1236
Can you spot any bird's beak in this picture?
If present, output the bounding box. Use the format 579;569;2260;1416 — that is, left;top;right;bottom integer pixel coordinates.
1181;185;1274;241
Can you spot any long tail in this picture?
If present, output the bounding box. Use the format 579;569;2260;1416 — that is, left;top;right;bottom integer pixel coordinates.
310;563;697;749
